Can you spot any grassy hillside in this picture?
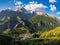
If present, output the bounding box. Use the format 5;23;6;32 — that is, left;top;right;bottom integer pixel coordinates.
40;26;60;39
29;15;60;32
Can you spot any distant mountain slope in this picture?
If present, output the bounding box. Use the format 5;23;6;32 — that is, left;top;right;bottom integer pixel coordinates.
0;15;25;31
0;9;35;20
0;9;35;32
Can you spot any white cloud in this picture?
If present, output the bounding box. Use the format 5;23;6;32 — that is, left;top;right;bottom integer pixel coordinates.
15;6;22;11
50;4;56;12
14;0;23;11
49;0;57;3
15;1;23;5
29;1;37;4
57;12;60;15
8;8;11;10
15;6;21;8
24;1;48;13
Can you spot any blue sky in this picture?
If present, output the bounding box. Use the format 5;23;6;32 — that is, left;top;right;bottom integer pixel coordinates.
0;0;60;18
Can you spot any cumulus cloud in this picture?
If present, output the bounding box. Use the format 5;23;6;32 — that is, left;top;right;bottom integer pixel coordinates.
15;6;21;8
13;1;48;12
15;6;21;11
57;12;60;15
14;0;23;11
8;8;11;10
15;1;22;5
49;0;57;3
14;0;23;5
50;4;56;12
29;1;37;4
24;1;48;13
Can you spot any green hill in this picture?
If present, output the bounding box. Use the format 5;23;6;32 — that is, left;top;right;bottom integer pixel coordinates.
29;14;60;32
40;26;60;39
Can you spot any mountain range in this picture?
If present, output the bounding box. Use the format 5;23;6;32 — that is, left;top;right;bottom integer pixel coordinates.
0;8;60;45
